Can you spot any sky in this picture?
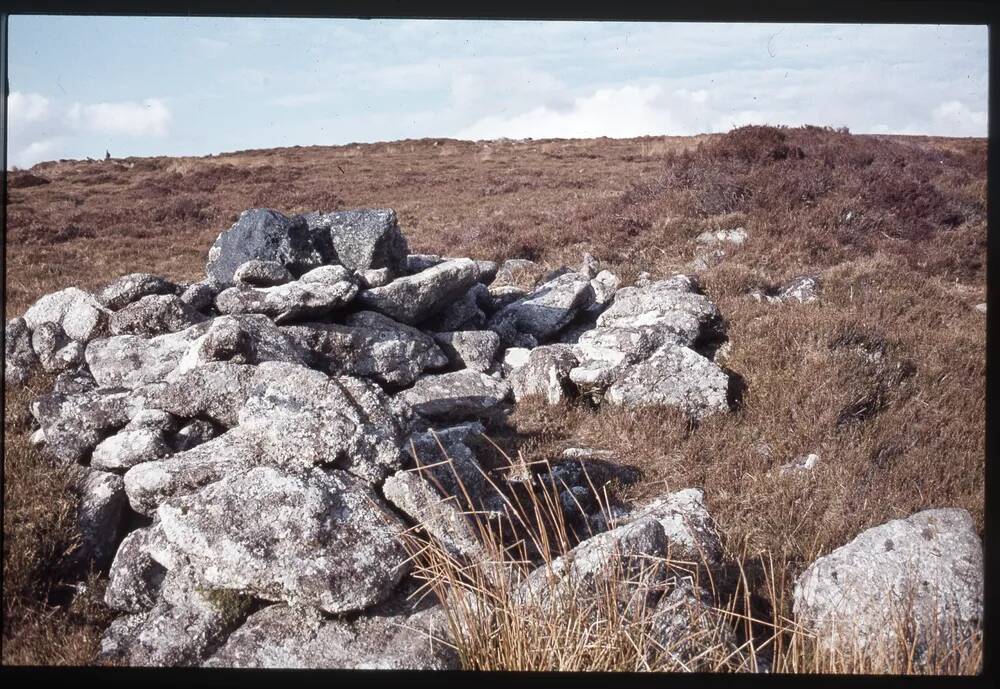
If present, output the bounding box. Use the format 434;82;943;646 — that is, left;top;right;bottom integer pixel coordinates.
5;17;989;169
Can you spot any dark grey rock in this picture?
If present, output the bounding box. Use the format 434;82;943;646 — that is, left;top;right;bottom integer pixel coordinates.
31;385;135;463
423;282;489;331
206;208;330;285
4;317;37;384
171;419;219;451
487;271;596;346
67;466;127;570
405;253;443;274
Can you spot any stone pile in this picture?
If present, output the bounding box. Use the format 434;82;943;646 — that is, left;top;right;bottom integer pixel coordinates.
3;207;981;669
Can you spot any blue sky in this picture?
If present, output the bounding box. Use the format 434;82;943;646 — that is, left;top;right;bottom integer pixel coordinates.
6;17;988;169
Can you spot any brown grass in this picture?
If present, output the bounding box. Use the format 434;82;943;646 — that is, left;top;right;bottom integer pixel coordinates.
2;126;985;669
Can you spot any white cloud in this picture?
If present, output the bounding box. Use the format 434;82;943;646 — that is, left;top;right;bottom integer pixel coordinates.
8;91;51;124
931;100;987;137
456;84;688;140
10;138;65;169
66;98;171;137
272;92;329;108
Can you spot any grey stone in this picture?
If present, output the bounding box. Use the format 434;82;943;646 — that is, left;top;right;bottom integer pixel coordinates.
5;317;37;384
299;264;353;285
99;567;251;667
32;321;77;373
793;508;983;662
105;526;169;613
110;294;208;337
605;344;730;419
486;285;528;314
179;281;221;312
400;369;511;422
648;578;743;670
358;267;393;289
493;258;539;287
580;253;600;279
157;466;410;613
172;419;219;452
68;466;127;570
590;269;620;307
488;271;596;346
474;260;499;285
233;259;293;287
776;275;820;304
98;273;178;311
404;423;500;510
431;330;500;372
405;253;443;274
974;302;987;314
204;601;457;670
31;386;135;463
206;208;330;285
357;258;481;325
284;311;448;387
423;282;489;331
502;347;532;375
313;208;409;275
383;470;487;561
624;488;724;566
24;287;110;343
695;227;748;246
508;344;579;405
215;279;357;324
597;278;721;347
91;424;172;471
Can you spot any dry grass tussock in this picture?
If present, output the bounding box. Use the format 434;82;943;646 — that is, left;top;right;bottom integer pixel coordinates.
3;126;985;669
398;438;983;674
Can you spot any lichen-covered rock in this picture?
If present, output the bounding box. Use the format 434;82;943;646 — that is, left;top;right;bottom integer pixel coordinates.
793;508;983;661
179;281;221;312
696;227;748;246
171;419;219;451
157;466;410;613
24;286;110;343
299;264;352;285
400;369;511;422
357;258;481;325
357;267;393;289
4;317;38;384
86;321;213;389
105;526;170;613
423;282;489;331
488;271;596;346
624;488;724;566
648;578;742;668
311;208;409;275
99;567;252;667
431;330;500;372
516;517;669;611
283;311;447;387
492;258;539;287
91;413;174;471
383;470;487;560
30;385;136;463
604;344;730;419
508;344;579;405
67;466;127;570
597;278;721;347
590;269;620;307
405;253;443;274
32;321;77;373
109;294;208;337
233;259;293;287
203;601;457;669
206;208;331;285
215;278;357;324
98;273;178;311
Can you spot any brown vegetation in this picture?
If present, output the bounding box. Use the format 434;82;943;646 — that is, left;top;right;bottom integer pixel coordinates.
2;125;986;669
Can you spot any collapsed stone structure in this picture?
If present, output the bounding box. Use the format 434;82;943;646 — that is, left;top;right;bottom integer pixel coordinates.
3;207;981;669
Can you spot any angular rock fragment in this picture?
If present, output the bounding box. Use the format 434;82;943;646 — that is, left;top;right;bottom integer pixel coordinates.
67;466;128;570
508;344;579;405
204;601;457;670
597;278;721;347
171;419;219;451
605;344;730;419
405;253;443;274
313;208;409;275
179;281;221;312
400;369;511;422
283;311;447;387
357;258;481;325
625;488;724;566
358;267;393;289
488;271;596;346
110;294;207;337
4;317;38;384
793;508;983;662
431;330;500;372
91;411;175;471
24;286;110;343
233;259;293;287
98;273;178;311
157;466;410;613
206;208;330;285
105;526;170;613
31;385;136;463
423;282;489;331
215;278;357;324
